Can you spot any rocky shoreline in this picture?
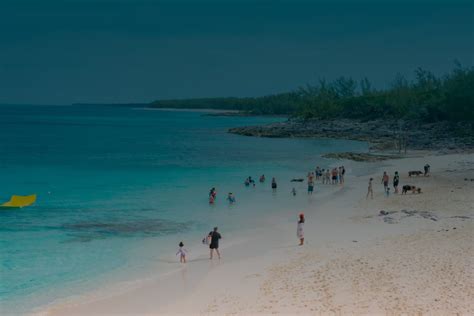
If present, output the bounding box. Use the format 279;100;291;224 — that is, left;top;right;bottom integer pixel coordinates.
228;119;474;155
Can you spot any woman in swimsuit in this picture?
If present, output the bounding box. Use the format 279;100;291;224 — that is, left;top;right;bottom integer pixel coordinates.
367;178;374;199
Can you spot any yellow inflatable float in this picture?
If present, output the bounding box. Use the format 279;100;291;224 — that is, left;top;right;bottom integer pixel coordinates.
1;194;37;209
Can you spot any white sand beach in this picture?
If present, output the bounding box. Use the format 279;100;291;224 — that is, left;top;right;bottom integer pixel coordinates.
41;153;474;315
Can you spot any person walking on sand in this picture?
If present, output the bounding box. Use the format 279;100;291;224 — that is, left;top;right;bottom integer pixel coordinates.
367;178;374;199
176;241;187;263
297;213;305;245
208;227;222;259
381;171;389;193
393;171;400;194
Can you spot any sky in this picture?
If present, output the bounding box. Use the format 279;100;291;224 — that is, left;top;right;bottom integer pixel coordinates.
0;0;472;105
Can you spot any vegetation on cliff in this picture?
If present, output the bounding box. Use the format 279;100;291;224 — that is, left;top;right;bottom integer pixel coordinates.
150;63;473;122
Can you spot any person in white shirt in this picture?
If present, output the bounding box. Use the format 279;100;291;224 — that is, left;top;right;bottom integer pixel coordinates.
297;213;305;246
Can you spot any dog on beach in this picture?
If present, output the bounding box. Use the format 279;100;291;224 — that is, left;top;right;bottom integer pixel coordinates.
402;185;422;194
408;171;423;177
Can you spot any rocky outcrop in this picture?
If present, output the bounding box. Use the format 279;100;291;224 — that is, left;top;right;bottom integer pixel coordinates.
228;119;474;153
322;152;398;162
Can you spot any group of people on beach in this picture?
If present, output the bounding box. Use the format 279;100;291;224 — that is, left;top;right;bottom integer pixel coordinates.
178;162;432;264
367;164;429;199
316;166;345;185
291;166;346;196
176;226;223;263
177;213;305;263
189;164;351;264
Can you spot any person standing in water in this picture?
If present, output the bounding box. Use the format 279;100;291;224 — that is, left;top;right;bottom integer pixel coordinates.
227;192;236;203
381;171;389;193
393;171;400;194
259;174;265;183
297;213;305;245
208;227;222;259
176;241;187;263
209;187;217;199
367;178;374;199
271;177;277;191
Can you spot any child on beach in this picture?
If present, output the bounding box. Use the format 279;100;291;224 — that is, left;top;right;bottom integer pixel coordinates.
176;241;187;263
297;213;305;246
367;178;374;199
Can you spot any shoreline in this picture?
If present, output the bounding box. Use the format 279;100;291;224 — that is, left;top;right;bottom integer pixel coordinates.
39;152;474;315
133;107;242;113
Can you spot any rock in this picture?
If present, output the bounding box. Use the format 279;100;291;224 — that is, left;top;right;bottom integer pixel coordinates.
228;119;474;152
322;152;398;162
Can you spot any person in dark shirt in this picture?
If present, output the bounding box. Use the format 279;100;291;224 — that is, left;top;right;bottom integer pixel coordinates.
208;227;222;259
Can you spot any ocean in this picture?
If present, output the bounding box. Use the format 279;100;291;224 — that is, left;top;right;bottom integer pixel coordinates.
0;105;368;314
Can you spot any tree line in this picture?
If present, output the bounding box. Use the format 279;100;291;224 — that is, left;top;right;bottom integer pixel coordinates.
150;63;474;122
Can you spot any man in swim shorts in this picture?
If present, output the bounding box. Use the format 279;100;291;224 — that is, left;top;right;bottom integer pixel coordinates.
208;227;222;259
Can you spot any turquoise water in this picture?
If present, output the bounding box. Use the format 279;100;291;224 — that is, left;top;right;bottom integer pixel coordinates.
0;105;367;313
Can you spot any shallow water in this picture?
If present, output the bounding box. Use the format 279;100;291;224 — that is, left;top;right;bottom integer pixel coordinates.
0;105;367;313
